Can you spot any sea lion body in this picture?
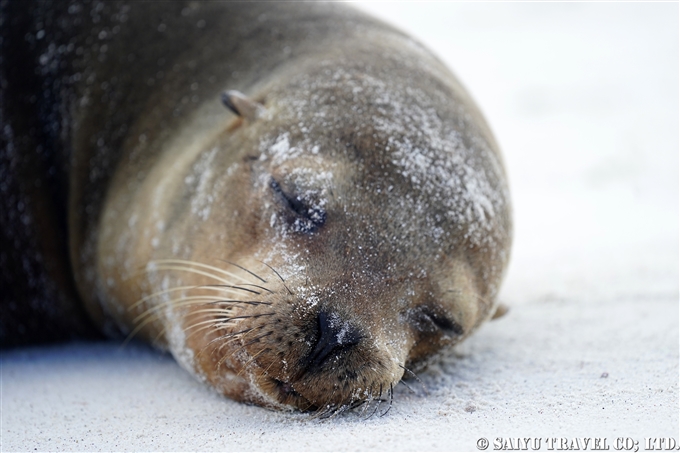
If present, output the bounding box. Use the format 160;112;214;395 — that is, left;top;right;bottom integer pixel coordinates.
1;2;511;412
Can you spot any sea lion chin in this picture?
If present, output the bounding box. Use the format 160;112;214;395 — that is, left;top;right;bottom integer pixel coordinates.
2;2;511;413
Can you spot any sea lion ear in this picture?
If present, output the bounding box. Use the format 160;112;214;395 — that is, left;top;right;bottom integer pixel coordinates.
221;90;264;121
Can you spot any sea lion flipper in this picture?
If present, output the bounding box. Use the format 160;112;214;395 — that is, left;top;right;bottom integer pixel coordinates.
491;304;509;320
221;90;264;121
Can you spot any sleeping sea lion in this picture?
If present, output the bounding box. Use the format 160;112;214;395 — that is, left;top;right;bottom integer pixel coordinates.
0;1;511;413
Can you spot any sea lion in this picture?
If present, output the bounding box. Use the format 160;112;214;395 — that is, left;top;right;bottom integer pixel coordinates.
0;1;512;413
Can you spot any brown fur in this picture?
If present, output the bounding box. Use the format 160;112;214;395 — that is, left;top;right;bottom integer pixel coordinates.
2;2;511;412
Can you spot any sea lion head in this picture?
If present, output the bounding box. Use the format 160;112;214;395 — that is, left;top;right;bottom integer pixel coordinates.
129;51;512;413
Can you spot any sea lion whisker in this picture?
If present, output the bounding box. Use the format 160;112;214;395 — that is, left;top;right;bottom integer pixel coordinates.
398;379;417;395
182;311;233;326
151;304;231;350
236;347;269;377
209;283;264;296
153;323;170;345
374;388;387;414
224;329;274;363
122;306;182;347
313;400;337;420
300;396;316;413
146;264;233;285
199;327;262;362
319;404;341;420
192;314;270;338
228;313;275;321
200;284;261;295
346;398;359;413
214;327;267;370
211;329;243;357
207;300;272;306
120;312;162;348
208;315;271;331
132;296;228;323
310;406;325;420
183;308;242;319
258;261;286;283
150;306;238;344
182;313;243;332
184;321;230;343
241;330;275;348
233;334;275;378
310;402;326;419
137;298;241;343
215;354;229;372
149;259;257;284
136;300;226;322
220;326;263;340
364;386;383;420
358;386;374;418
380;383;393;417
197;337;230;362
239;283;275;294
258;261;293;295
128;285;252;311
128;285;198;311
322;385;343;418
243;347;267;370
313;387;338;420
219;260;268;283
216;342;243;371
398;364;429;396
128;303;225;343
215;326;265;355
133;294;265;325
182;321;240;345
349;398;366;411
326;402;351;420
196;339;219;361
259;355;280;377
323;406;340;419
216;338;247;371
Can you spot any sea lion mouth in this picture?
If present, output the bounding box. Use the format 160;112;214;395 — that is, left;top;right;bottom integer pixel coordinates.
267;377;317;411
245;322;366;411
261;372;396;416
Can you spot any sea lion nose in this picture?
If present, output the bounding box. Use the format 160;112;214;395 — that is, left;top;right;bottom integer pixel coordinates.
305;310;362;371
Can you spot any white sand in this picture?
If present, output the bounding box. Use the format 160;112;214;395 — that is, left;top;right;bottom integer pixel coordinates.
2;3;678;451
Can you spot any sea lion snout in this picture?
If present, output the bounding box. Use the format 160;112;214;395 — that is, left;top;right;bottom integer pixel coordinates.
303;310;363;373
219;276;410;412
